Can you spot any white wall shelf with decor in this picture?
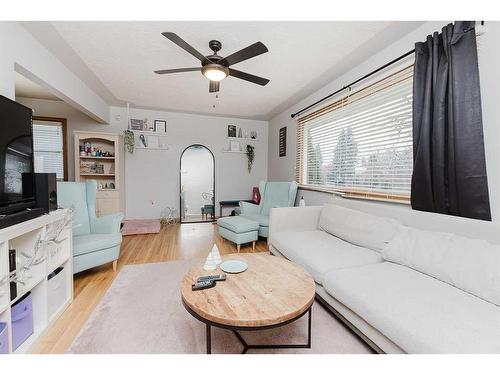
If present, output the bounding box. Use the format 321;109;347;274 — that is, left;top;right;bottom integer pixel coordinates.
130;129;168;136
224;134;258;154
130;130;169;151
222;150;247;154
225;136;258;142
0;210;73;354
74;131;125;217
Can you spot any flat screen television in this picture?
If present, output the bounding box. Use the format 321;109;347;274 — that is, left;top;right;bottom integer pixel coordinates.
0;95;35;216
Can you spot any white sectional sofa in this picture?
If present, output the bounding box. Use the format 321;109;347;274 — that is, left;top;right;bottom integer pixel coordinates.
268;200;500;354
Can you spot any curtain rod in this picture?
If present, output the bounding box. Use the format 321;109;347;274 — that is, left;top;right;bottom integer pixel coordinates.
290;49;415;119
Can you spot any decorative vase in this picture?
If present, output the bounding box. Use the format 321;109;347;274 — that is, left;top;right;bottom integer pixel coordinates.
211;244;222;265
203;252;217;271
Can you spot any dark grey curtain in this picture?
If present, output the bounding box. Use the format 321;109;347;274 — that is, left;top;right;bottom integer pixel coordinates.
411;21;491;221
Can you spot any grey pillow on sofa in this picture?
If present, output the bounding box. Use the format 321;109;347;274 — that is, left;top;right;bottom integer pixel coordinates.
318;203;402;252
383;226;500;307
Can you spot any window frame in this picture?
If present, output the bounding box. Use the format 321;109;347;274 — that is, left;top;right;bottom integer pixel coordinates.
33;116;68;181
295;65;414;204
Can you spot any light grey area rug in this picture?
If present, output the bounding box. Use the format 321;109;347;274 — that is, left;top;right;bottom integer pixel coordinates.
68;260;372;354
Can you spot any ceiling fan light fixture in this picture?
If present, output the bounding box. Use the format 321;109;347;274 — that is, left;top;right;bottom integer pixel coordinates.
202;64;229;82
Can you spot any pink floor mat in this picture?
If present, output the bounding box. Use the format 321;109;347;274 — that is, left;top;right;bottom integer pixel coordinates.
121;219;161;236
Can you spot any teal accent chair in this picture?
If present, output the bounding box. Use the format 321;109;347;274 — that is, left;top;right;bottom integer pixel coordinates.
57;180;124;274
239;181;298;237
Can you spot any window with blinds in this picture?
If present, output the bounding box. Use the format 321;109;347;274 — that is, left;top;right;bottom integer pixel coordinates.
296;65;413;203
33;121;65;180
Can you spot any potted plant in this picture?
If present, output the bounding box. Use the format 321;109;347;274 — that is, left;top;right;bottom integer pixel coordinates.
123;130;134;153
246;145;255;173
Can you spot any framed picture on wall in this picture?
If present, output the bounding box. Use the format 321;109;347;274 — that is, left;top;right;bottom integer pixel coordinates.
130;118;144;130
154;120;167;133
228;125;237;138
279;126;287;157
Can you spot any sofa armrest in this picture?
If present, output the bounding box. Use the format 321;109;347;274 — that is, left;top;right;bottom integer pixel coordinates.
239;201;260;216
91;213;124;234
268;206;322;244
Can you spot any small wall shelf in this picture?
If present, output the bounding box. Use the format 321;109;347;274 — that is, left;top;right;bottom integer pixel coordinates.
130;130;168;137
222;150;247;154
226;136;258;142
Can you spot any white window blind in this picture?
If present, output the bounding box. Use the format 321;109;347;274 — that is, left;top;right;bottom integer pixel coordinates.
33;121;65;180
296;65;413;203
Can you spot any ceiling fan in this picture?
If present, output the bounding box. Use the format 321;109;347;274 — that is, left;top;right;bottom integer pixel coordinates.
154;32;270;93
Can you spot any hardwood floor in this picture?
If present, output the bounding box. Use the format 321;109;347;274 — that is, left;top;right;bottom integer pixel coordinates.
32;222;268;354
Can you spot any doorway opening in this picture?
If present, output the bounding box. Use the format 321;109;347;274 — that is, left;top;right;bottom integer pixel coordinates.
180;144;215;223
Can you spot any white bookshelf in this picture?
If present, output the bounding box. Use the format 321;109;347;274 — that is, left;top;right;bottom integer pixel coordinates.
74;131;125;217
0;210;73;354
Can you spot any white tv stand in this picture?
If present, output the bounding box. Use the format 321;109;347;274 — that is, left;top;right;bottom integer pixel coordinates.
0;209;73;354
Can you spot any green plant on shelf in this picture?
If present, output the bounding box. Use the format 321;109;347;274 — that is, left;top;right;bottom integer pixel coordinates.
246;145;255;173
124;130;134;153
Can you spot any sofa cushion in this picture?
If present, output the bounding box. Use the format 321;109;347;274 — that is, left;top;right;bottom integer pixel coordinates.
73;233;122;256
323;262;500;353
271;230;382;285
217;216;259;233
318;204;402;252
240;214;269;228
383;227;500;307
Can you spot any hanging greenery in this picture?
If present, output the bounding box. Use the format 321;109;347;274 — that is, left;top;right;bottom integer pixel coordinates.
123;130;135;153
246;145;255;173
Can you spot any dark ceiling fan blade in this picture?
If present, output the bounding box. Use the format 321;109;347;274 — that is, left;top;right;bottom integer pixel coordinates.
154;67;201;74
161;32;211;64
229;68;270;86
219;42;268;66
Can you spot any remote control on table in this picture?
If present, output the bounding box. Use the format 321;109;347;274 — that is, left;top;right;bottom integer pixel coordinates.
197;274;226;283
192;280;216;291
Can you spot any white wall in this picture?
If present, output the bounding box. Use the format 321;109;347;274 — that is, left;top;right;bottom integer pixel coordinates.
0;22;109;123
268;21;500;222
114;106;268;220
16;98;268;219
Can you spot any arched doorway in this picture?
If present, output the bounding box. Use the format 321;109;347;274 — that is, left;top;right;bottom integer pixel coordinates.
180;144;215;223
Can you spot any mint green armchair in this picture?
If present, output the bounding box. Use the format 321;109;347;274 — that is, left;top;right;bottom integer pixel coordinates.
239;181;298;237
57;180;123;274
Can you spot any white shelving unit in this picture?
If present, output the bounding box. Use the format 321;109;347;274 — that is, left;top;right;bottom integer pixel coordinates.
0;210;73;354
223;135;258;154
74;131;125;217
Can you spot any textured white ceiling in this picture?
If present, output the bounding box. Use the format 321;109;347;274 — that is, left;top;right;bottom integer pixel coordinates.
45;21;422;120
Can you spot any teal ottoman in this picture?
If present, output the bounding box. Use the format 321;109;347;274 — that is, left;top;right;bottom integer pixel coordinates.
217;216;259;252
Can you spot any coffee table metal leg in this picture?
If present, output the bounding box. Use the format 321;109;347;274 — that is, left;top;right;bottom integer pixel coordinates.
307;307;312;348
232;306;312;353
206;324;211;354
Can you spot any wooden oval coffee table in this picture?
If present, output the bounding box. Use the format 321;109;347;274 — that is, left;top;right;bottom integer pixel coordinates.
181;253;316;354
